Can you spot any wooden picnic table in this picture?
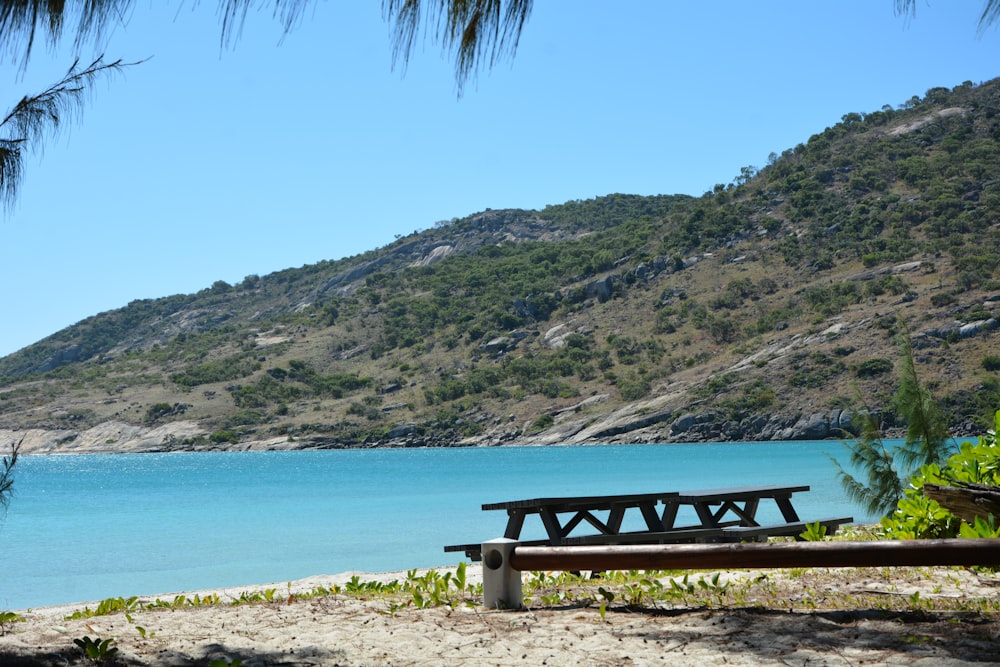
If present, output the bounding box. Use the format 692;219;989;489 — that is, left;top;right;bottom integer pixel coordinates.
482;491;680;543
661;484;810;530
445;485;852;560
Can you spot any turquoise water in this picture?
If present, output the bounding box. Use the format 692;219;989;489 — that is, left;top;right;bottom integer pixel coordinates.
0;441;881;610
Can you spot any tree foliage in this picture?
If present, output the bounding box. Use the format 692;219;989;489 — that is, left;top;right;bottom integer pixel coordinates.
832;398;905;517
894;0;1000;32
0;439;19;510
891;325;951;472
384;0;531;94
0;55;135;211
833;324;954;517
2;1;1000;209
881;409;1000;539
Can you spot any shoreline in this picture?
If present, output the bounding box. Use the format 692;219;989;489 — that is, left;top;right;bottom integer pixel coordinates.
12;567;469;616
3;421;934;456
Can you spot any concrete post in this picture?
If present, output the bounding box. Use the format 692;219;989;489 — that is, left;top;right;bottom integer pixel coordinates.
481;538;522;610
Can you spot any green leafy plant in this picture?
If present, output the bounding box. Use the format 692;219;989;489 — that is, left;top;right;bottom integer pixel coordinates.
66;596;140;620
0;610;24;635
882;409;1000;539
596;586;614;620
799;521;828;541
73;636;118;664
958;515;1000;538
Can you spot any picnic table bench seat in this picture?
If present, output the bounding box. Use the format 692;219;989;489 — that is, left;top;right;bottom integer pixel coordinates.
560;526;728;546
444;538;552;562
720;516;854;542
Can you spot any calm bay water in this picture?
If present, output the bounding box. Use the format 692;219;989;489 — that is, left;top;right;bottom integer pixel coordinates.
0;441;883;610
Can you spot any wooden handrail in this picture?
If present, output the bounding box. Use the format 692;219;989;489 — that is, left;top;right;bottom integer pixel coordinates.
508;539;1000;573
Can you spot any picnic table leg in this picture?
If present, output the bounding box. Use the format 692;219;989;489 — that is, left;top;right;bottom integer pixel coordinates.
741;498;761;526
607;505;627;533
482;538;523;610
638;502;665;531
660;500;679;529
694;502;718;528
539;508;567;542
504;511;527;539
775;496;801;522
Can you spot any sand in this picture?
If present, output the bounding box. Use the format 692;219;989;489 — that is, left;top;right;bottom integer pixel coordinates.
2;566;999;666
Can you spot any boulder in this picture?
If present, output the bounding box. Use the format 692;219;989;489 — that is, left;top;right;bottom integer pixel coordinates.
670;413;697;435
584;276;619;302
788;412;832;440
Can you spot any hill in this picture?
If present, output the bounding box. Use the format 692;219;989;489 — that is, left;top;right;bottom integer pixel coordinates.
2;79;1000;453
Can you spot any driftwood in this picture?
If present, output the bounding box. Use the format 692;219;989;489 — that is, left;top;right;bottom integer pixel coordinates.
924;481;1000;524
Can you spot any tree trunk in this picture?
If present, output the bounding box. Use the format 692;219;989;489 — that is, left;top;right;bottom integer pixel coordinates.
924;482;1000;524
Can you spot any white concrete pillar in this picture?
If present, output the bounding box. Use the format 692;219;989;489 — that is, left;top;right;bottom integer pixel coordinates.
481;538;522;609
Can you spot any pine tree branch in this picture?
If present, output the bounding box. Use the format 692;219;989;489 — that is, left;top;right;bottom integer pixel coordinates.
0;438;20;509
384;0;533;95
0;55;141;211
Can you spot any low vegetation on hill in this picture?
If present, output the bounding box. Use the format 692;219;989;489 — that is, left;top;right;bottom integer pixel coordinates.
2;79;1000;452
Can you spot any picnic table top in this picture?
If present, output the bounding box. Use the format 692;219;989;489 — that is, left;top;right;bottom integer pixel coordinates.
481;491;679;512
669;484;810;502
482;485;809;512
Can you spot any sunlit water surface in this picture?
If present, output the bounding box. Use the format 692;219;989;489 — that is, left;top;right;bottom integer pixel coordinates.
0;441;887;609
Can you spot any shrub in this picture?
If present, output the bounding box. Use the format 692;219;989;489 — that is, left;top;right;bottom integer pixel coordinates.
531;414;554;432
983;355;1000;372
881;410;1000;539
144;402;174;424
209;430;239;444
930;292;956;307
855;358;893;378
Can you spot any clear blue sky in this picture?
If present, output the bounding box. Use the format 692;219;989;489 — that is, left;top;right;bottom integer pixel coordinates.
0;1;998;358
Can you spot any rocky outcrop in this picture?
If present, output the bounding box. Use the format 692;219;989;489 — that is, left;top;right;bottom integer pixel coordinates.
660;409;859;443
410;244;455;267
36;344;83;372
2;421;207;454
914;318;998;348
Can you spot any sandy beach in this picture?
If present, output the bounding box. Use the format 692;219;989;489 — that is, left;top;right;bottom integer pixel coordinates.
2;564;1000;666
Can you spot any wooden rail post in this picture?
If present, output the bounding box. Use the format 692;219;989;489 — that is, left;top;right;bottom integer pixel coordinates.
483;538;1000;610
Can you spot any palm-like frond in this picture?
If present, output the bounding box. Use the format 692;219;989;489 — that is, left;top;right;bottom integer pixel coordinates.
0;0;133;66
0;1;315;66
1;1;992;91
891;321;952;472
384;0;532;93
896;0;1000;31
0;56;137;210
831;409;904;517
218;0;311;49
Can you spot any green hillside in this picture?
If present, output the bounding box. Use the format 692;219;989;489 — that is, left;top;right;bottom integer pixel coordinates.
2;79;1000;453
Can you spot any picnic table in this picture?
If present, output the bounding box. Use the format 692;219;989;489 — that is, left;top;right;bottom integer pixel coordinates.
445;485;852;560
661;484;809;529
